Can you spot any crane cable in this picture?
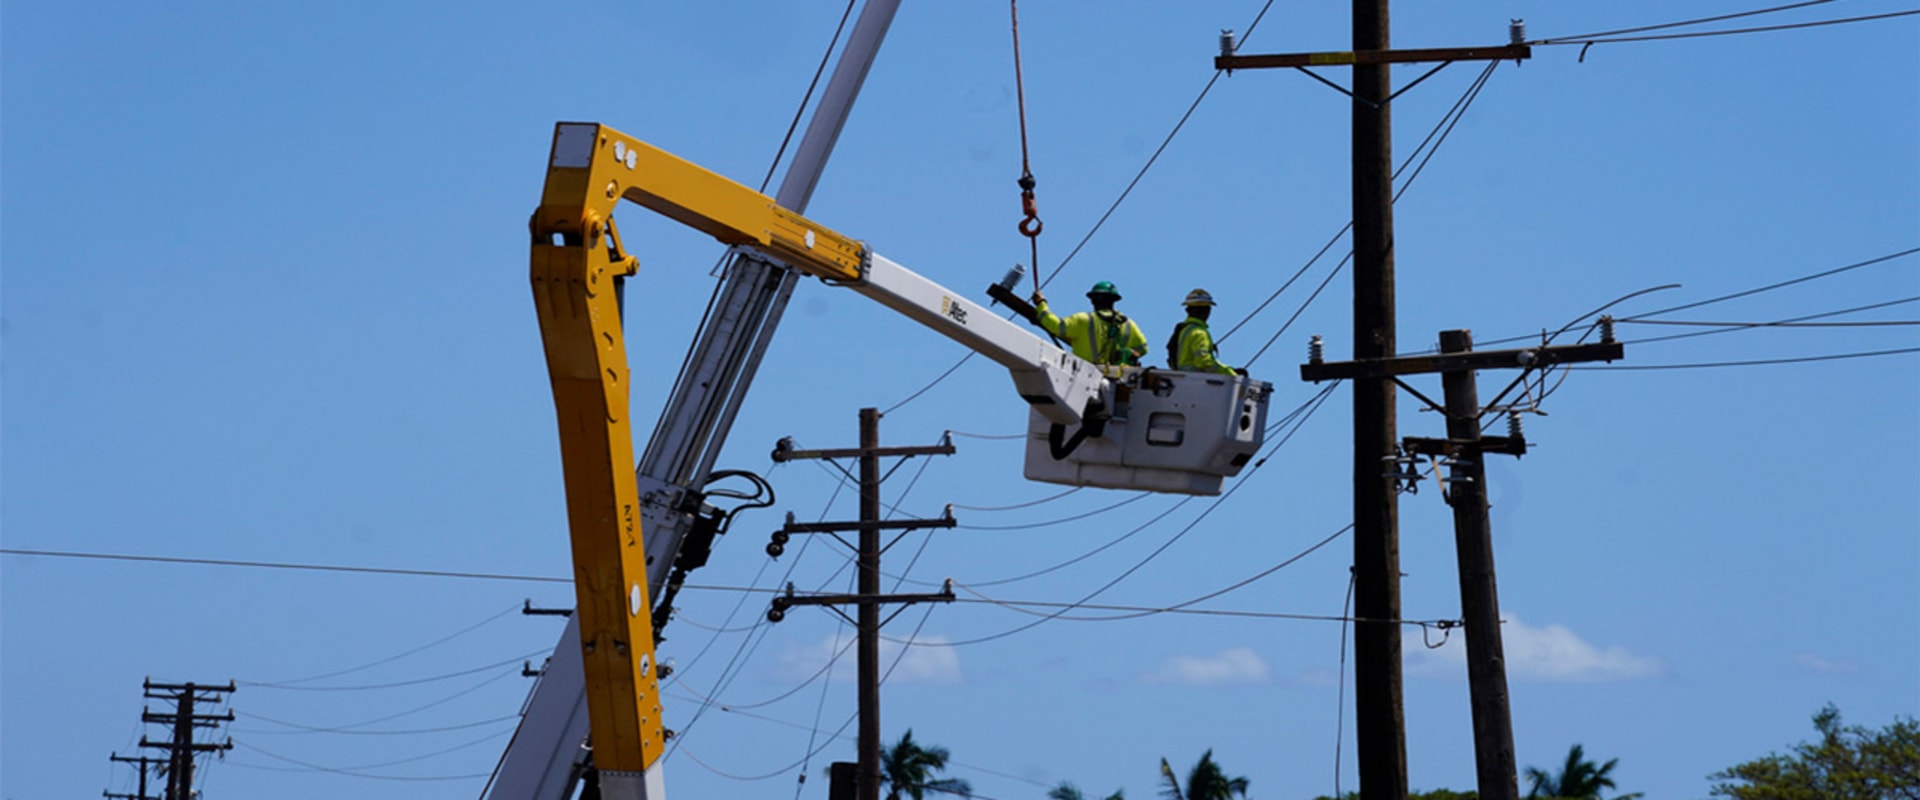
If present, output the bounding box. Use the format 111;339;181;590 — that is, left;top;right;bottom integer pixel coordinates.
1010;0;1043;294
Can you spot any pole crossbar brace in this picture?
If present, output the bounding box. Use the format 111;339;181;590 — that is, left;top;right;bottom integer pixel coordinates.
1403;435;1527;458
772;440;956;462
778;516;957;535
1217;44;1530;71
1302;341;1622;382
773;587;957;611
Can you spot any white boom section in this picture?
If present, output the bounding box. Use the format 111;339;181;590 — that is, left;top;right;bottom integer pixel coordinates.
850;253;1107;427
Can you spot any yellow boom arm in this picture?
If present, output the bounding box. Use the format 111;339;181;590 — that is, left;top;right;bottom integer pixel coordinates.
526;123;877;793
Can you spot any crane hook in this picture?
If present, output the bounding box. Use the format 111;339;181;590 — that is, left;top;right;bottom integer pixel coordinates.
1017;172;1043;238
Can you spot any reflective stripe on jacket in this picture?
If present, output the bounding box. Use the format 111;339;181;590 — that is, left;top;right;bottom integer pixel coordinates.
1035;302;1147;366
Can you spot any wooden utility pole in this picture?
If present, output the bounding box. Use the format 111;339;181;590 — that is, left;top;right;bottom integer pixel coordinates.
767;409;957;800
1349;2;1406;796
138;680;234;800
1436;329;1517;800
106;753;163;800
1218;15;1530;800
1305;326;1622;800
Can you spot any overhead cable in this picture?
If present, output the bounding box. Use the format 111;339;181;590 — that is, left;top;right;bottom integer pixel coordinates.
1541;9;1920;50
244;602;523;687
882;0;1279;414
1625;247;1919;320
1538;0;1841;42
882;380;1339;647
239;649;551;691
229;737;500;781
0;547;567;584
233;712;521;737
1570;346;1920;370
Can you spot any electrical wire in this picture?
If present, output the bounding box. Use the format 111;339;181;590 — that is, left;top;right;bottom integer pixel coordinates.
951;521;1352;624
957;492;1153;531
1623;317;1918;329
233;712;521;737
756;0;860;194
0;547;567;583
1616;296;1920;346
949;486;1082;512
878;382;1338;593
1570;346;1920;370
238;649;550;691
879;380;1340;647
882;0;1280;414
669;429;944;759
243;602;523;687
1333;568;1355;800
229;738;499;781
944;429;1026;441
1240;60;1505;368
248;666;523;733
1538;0;1842;43
1541;9;1920;50
1624;248;1919;321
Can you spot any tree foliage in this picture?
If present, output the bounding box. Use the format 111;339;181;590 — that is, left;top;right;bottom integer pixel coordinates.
1708;704;1920;800
881;729;972;800
1158;751;1250;800
1520;743;1642;800
1050;781;1125;800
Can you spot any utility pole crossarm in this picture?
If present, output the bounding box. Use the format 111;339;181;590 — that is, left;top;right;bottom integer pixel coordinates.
1403;435;1527;458
1217;44;1530;71
772;442;956;461
1301;340;1622;382
778;517;957;535
774;587;957;610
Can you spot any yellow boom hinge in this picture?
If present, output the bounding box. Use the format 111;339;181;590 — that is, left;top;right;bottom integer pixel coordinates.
534;122;867;283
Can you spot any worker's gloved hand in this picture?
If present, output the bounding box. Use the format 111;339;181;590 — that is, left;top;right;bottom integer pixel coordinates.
1030;290;1046;306
1234;367;1249;377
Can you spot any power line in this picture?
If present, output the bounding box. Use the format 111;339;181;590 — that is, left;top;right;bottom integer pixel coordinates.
957;492;1152;531
249;666;522;733
229;740;494;782
0;548;567;584
1240;60;1505;368
1625;248;1919;320
238;650;550;691
755;0;860;193
233;712;521;737
881;381;1341;647
1541;9;1920;50
883;0;1281;415
1539;0;1843;42
246;602;524;687
1570;345;1920;370
949;486;1082;511
950;522;1355;624
1623;317;1918;328
1614;296;1920;345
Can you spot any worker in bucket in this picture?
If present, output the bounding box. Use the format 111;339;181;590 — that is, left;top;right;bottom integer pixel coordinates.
1030;280;1149;367
1167;289;1246;376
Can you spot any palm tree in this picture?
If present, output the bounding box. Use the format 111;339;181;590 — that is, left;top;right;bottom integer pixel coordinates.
1050;780;1125;800
881;729;972;800
1158;750;1250;800
1523;744;1642;800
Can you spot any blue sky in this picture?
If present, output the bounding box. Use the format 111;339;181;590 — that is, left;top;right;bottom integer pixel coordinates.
4;2;1915;800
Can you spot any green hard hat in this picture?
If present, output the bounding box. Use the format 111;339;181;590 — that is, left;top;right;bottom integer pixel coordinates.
1087;280;1121;300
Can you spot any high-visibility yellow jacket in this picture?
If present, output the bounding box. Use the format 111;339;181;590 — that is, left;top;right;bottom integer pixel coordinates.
1035;302;1148;366
1169;316;1237;375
